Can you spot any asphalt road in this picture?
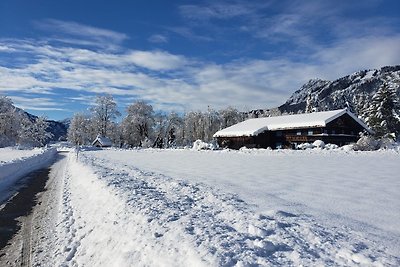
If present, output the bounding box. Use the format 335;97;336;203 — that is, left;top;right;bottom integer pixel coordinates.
0;152;64;266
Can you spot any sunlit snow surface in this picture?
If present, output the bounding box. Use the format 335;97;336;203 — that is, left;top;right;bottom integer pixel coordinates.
0;147;44;163
42;148;399;266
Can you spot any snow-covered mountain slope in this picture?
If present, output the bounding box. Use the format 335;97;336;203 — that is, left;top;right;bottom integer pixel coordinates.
20;108;68;141
278;65;400;115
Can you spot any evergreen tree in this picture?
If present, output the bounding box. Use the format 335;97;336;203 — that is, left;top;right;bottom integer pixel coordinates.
366;82;400;137
343;95;355;114
305;94;313;113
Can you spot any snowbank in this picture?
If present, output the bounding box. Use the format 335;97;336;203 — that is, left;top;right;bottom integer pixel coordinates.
353;135;400;151
192;140;217;150
0;147;57;202
312;139;325;148
296;142;314;150
0;147;44;162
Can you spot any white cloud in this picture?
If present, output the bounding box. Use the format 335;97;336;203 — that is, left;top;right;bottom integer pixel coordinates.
0;45;15;52
68;95;95;103
1;30;399;115
148;34;168;44
10;96;66;111
34;19;129;50
178;2;271;21
311;35;400;79
127;50;188;71
36;19;128;42
166;27;213;42
0;67;53;91
176;0;400;57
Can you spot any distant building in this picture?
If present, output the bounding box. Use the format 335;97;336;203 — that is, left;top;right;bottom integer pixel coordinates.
92;135;112;148
213;109;373;149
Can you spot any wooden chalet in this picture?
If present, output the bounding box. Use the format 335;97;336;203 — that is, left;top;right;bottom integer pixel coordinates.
92;135;112;148
213;109;373;149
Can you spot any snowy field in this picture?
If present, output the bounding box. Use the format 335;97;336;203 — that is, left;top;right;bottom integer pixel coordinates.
28;148;398;266
89;148;400;235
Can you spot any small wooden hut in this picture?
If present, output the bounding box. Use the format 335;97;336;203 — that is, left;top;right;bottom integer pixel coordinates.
92;135;112;148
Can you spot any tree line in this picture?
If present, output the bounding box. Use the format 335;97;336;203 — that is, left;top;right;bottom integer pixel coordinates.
1;80;398;149
0;96;52;147
67;95;245;148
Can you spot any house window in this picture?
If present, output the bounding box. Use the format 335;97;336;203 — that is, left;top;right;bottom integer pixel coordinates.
323;129;328;134
275;131;282;137
331;130;336;134
308;130;313;135
296;131;302;136
276;142;282;149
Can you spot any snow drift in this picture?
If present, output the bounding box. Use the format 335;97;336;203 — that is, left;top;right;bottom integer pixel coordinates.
0;147;57;202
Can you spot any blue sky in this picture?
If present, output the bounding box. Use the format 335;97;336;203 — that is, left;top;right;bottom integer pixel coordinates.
0;0;399;120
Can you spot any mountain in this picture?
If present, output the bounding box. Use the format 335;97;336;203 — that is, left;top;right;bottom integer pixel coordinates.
278;65;400;116
46;119;69;141
19;108;69;142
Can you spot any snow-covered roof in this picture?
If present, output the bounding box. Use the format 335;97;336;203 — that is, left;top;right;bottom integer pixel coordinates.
92;135;112;147
213;109;372;138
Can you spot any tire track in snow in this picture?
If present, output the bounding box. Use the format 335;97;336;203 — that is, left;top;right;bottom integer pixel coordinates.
20;214;32;267
30;153;68;267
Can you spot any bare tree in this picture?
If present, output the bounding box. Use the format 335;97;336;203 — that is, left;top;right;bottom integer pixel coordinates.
31;116;53;146
219;106;243;129
90;95;121;136
152;112;167;148
68;113;92;145
166;112;184;147
0;96;19;147
122;101;154;147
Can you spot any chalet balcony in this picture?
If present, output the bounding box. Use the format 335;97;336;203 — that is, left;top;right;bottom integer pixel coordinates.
285;133;358;142
285;135;310;142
